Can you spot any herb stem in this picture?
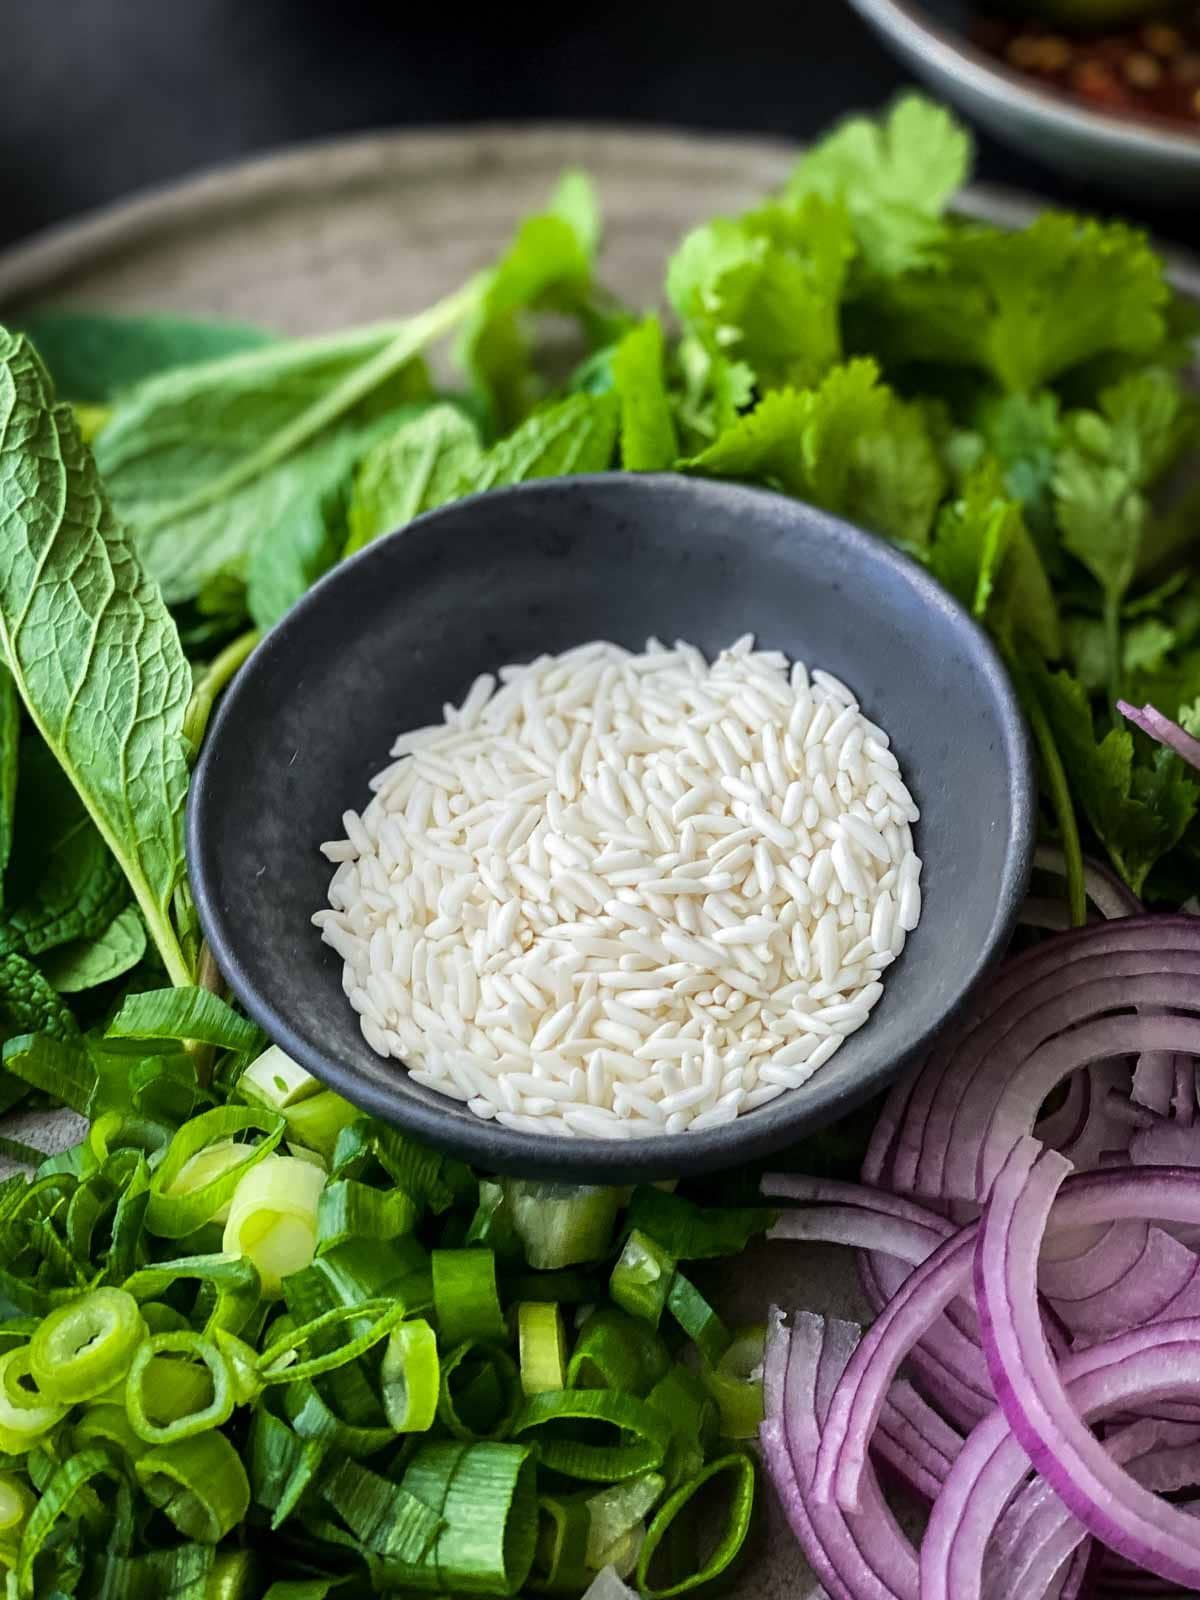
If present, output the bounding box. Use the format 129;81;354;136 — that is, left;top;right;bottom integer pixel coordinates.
143;275;489;536
184;629;261;755
1104;590;1123;729
1023;676;1088;928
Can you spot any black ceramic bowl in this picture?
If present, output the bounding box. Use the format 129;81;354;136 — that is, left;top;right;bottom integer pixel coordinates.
189;474;1034;1183
848;0;1200;200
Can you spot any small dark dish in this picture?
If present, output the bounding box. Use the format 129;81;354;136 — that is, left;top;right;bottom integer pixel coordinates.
188;474;1033;1183
848;0;1200;198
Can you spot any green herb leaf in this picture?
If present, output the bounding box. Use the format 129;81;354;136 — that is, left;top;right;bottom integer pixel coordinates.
0;668;18;905
683;359;943;549
1;1033;92;1112
612;318;678;472
0;330;194;985
246;468;352;632
1033;664;1199;894
786;95;970;276
37;905;147;995
15;310;274;405
468;391;620;491
344;404;484;555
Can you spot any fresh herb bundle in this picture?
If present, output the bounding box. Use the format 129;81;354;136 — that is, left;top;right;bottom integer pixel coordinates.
0;92;1196;1598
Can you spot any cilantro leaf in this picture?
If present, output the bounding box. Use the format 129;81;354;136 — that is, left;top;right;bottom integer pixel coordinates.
683;359;944;549
859;216;1171;394
667;195;854;389
611;317;677;472
1034;664;1198;894
786;95;970;276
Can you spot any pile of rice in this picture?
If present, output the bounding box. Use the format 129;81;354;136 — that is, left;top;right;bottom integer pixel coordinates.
315;636;922;1139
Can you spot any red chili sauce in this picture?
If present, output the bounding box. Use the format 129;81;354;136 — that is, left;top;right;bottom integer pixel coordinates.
971;11;1200;129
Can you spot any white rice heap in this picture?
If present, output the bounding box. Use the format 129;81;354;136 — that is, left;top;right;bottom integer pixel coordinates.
315;636;922;1139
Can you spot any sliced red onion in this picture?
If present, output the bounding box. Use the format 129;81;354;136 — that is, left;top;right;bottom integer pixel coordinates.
976;1142;1200;1589
1027;844;1143;927
1118;700;1200;773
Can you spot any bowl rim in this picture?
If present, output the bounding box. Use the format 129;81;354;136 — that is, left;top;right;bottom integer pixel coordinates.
848;0;1200;166
188;471;1036;1181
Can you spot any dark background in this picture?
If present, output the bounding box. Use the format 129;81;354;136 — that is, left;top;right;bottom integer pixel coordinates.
3;0;1195;250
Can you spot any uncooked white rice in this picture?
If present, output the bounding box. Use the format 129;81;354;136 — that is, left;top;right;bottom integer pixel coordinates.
315;637;923;1138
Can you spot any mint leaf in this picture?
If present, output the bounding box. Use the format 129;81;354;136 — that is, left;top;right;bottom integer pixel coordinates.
38;905;147;995
2;1032;92;1110
683;359;943;549
786;95;970;275
667;195;853;389
0;330;194;986
345;405;484;555
2;738;129;956
1034;664;1198;894
861;216;1170;394
14;310;273;404
247;470;352;631
0;669;16;905
469;392;620;490
612;317;677;471
0;954;80;1045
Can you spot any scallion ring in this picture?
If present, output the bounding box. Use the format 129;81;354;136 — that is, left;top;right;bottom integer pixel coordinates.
700;1325;766;1440
381;1319;440;1433
510;1389;672;1481
0;1347;67;1455
636;1452;756;1598
518;1301;567;1396
125;1330;235;1444
29;1287;147;1405
135;1430;250;1543
438;1340;522;1441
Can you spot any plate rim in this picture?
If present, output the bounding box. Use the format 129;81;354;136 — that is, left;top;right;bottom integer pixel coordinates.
1;120;1198;309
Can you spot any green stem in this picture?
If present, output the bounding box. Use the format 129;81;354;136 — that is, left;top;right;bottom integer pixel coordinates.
1024;678;1088;928
184;629;261;753
1103;590;1123;728
144;275;488;536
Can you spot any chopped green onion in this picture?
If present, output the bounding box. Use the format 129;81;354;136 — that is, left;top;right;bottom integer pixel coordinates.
29;1287;146;1404
534;1494;591;1593
636;1452;755;1598
401;1440;538;1594
315;1178;417;1257
161;1140;249;1225
381;1319;440;1433
568;1307;670;1397
465;1179;523;1263
72;1402;149;1464
609;1230;674;1327
0;1474;32;1548
623;1187;775;1261
248;1408;326;1530
0;1346;66;1454
223;1154;325;1297
504;1181;618;1269
518;1301;566;1396
666;1273;730;1368
320;1457;444;1564
258;1297;407;1385
213;1328;262;1403
645;1368;718;1488
432;1249;506;1346
239;1044;322;1111
281;1373;395;1459
125;1330;235;1444
438;1340;521;1440
510;1389;672;1481
147;1106;286;1239
122;1251;262;1337
700;1325;765;1440
585;1472;665;1567
15;1447;119;1595
281;1090;360;1164
504;1270;599;1306
135;1430;251;1543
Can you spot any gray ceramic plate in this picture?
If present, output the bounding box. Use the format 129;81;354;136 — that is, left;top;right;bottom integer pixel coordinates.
848;0;1200;198
0;125;1198;1598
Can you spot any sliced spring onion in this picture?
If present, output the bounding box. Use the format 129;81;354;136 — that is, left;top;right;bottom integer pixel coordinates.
239;1044;322;1111
248;1408;327;1530
700;1325;766;1440
0;1346;67;1454
511;1389;673;1482
257;1298;407;1386
281;1372;396;1459
281;1090;360;1165
315;1178;417;1257
29;1287;146;1405
146;1106;286;1238
125;1330;235;1444
623;1187;775;1261
568;1307;671;1397
381;1319;440;1433
609;1230;674;1328
432;1249;506;1346
320;1457;445;1564
438;1340;522;1441
401;1440;539;1595
466;1180;523;1263
504;1181;619;1270
161;1139;250;1227
667;1273;731;1368
585;1471;666;1568
223;1154;325;1297
0;1475;32;1546
135;1430;251;1543
122;1251;262;1337
72;1402;149;1463
14;1447;119;1595
534;1492;592;1594
518;1301;567;1396
213;1328;262;1404
635;1452;755;1598
646;1367;719;1488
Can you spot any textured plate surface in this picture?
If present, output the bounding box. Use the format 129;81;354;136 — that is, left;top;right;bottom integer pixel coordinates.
1;125;1198;1599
